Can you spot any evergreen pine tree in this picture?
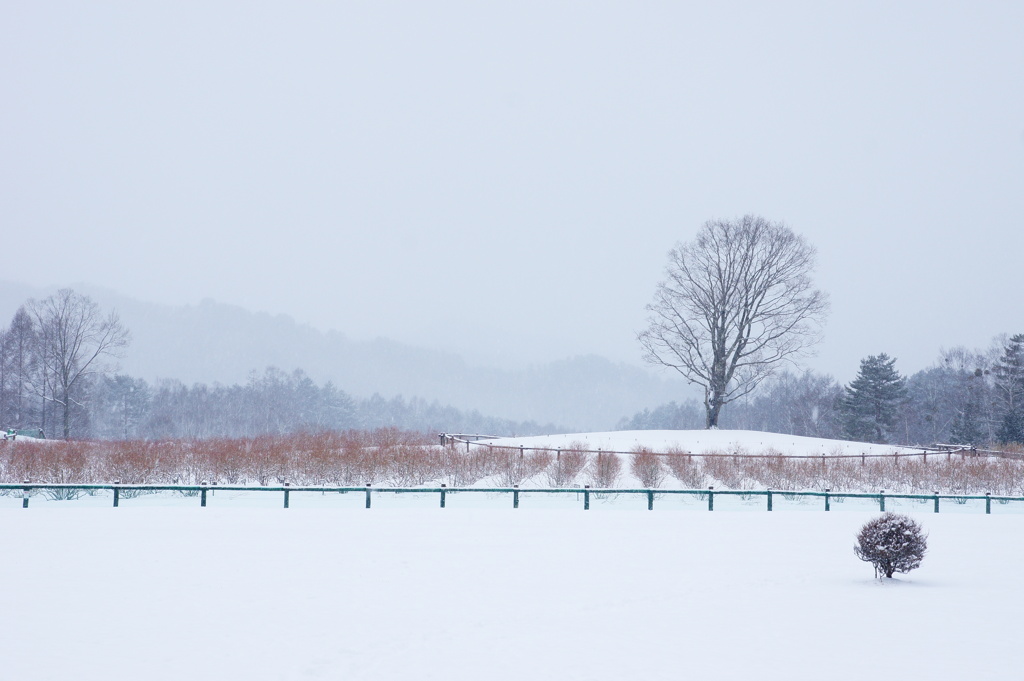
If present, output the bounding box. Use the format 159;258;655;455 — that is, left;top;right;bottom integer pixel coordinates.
949;387;984;445
841;353;907;443
948;367;987;445
993;334;1024;444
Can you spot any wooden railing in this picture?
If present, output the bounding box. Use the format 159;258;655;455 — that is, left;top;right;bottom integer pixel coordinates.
438;433;1024;461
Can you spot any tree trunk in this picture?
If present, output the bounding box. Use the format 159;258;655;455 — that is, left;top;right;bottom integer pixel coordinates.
705;369;727;428
705;395;723;428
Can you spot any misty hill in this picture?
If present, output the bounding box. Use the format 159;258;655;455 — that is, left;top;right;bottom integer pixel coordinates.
0;281;693;431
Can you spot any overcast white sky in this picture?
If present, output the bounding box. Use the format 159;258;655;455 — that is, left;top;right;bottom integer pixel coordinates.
2;1;1022;382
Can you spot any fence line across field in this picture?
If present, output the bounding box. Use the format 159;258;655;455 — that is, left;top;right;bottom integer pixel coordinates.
2;482;1018;514
439;433;1021;461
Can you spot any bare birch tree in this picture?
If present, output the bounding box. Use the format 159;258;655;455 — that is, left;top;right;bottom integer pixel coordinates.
5;307;39;428
30;289;130;439
638;215;828;428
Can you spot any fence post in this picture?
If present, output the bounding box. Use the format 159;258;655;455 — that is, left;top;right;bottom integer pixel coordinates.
513;485;519;509
766;489;773;512
647;490;654;511
22;479;29;509
365;484;372;509
708;486;714;512
986;492;991;514
200;481;207;507
934;491;940;513
584;485;590;510
113;480;120;508
878;490;885;512
861;453;865;466
284;482;290;509
440;483;446;508
824;488;831;512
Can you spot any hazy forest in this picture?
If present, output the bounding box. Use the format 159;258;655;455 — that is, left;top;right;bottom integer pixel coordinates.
0;290;1021;448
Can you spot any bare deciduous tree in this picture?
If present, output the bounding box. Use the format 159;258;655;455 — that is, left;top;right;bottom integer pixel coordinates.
2;307;39;429
639;215;828;428
30;289;130;439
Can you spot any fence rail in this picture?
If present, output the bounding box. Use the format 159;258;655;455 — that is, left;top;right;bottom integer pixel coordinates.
2;482;1019;514
439;433;1024;461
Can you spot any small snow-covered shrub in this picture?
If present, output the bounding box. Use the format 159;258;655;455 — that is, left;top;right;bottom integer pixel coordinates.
523;450;553;483
854;513;928;579
42;441;92;500
388;445;438;486
587;452;621;488
546;442;588;487
630;446;666;488
702;450;743;488
496;447;552;486
663;447;707;488
439;445;492;487
242;436;291;486
103;440;161;497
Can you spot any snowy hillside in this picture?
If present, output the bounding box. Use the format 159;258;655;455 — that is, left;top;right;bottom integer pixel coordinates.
486;429;921;456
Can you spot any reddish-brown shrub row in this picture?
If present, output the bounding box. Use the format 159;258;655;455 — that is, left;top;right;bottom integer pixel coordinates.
660;449;1024;495
1;434;1023;494
0;429;436;487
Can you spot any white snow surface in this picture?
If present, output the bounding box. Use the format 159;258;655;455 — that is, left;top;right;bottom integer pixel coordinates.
487;429;922;456
1;507;1019;679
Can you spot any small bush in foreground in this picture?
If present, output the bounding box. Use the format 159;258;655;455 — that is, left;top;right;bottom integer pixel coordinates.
854;513;927;579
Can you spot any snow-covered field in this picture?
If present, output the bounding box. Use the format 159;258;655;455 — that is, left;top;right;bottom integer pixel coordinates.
2;506;1021;679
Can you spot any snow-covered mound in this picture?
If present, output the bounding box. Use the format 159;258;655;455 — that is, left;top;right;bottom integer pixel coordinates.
486;430;922;457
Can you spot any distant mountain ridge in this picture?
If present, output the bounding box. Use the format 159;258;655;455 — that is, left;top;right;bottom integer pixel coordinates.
0;281;694;430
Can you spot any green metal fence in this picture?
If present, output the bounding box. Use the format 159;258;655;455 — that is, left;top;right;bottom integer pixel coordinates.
1;482;1018;513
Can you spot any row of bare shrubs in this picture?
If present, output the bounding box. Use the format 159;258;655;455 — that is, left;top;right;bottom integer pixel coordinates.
3;434;1023;496
640;445;1024;496
0;434;616;490
0;431;437;491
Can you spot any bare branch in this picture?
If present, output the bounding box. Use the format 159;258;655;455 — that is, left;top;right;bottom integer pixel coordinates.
29;289;131;439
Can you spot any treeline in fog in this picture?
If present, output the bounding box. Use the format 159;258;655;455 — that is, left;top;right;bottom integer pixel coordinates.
91;368;557;439
0;291;556;439
620;335;1024;448
4;289;1021;445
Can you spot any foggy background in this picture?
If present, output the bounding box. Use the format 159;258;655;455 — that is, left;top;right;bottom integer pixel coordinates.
2;2;1022;410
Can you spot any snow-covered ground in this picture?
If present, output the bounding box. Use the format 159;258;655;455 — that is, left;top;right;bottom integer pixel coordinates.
1;507;1019;679
486;429;923;456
